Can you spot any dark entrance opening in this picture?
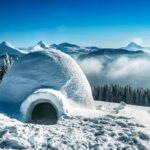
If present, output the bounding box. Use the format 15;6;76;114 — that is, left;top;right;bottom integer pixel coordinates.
31;102;57;125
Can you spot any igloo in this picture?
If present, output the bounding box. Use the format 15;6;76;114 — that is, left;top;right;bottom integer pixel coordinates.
0;49;94;124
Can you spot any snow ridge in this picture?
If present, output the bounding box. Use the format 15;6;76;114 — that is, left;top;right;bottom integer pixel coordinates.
0;41;26;56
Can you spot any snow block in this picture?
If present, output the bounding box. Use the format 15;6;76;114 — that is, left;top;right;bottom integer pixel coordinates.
0;49;94;121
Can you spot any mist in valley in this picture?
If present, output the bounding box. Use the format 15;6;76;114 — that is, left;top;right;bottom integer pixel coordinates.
76;54;150;88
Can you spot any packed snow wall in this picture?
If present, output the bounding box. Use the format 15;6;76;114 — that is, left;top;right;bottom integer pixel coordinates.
0;50;94;123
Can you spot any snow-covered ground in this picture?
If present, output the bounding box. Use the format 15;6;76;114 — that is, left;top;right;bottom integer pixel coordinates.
0;101;149;150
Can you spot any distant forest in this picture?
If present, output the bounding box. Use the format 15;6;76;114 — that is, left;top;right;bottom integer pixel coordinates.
92;85;150;106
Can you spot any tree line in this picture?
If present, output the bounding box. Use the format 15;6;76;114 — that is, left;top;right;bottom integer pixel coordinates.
92;84;150;106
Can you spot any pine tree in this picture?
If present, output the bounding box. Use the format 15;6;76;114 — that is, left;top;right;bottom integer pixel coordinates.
92;84;150;107
0;54;13;80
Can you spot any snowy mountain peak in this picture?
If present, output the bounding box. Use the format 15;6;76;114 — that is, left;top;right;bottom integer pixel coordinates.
1;41;8;46
34;41;49;50
0;41;24;56
0;41;16;49
128;42;142;48
50;42;101;54
124;42;143;51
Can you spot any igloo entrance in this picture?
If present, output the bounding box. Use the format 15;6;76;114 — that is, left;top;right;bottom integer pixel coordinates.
30;102;58;125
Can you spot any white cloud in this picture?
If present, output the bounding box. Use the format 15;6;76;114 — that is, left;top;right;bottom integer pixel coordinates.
107;57;150;79
77;58;103;75
76;56;150;87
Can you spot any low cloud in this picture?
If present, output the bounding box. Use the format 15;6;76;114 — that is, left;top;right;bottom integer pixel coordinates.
107;57;150;79
77;58;103;75
76;56;150;88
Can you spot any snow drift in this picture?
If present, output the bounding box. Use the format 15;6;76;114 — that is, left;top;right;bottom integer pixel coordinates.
0;49;94;123
0;102;150;149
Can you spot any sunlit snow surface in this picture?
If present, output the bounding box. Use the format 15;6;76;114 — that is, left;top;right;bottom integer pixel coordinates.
0;102;150;150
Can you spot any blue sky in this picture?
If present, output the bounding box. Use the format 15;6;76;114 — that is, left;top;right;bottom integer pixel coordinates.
0;0;150;47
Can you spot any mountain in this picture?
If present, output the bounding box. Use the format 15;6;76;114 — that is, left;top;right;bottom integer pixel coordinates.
51;42;82;53
0;41;25;56
53;42;80;48
0;41;147;58
31;41;49;51
51;42;100;54
79;48;144;59
123;42;150;53
123;42;144;51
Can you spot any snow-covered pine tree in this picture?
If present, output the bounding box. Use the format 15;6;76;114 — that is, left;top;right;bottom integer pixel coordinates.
0;54;13;80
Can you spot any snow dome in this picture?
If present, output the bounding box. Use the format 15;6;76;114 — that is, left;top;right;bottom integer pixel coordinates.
0;49;94;124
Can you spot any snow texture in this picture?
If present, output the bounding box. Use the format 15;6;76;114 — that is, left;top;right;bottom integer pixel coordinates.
0;102;149;149
0;49;94;120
